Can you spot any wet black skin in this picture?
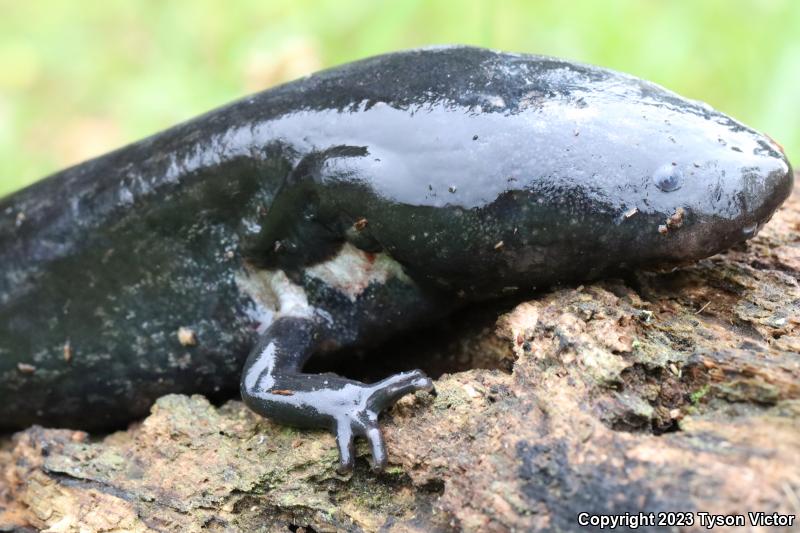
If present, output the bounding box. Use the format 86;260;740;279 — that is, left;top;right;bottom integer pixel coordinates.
0;46;792;471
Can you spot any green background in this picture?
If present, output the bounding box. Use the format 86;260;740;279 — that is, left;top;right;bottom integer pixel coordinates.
1;0;798;197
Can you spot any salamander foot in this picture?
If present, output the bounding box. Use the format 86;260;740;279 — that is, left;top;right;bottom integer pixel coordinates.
240;317;435;473
334;370;433;473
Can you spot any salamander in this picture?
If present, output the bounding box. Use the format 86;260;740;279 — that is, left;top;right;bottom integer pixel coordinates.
0;46;792;471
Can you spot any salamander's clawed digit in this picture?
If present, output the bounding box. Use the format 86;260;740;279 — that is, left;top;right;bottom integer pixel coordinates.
366;370;434;413
333;370;432;473
365;425;388;472
335;422;356;474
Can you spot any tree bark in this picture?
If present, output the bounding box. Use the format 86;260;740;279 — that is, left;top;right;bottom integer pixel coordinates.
2;175;799;533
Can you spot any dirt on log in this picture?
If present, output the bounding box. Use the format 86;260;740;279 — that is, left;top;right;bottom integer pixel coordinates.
1;175;799;533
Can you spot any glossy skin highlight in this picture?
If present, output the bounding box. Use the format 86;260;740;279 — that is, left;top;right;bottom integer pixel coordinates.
0;46;792;471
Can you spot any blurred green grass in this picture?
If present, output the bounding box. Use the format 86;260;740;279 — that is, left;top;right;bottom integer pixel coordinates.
1;0;798;197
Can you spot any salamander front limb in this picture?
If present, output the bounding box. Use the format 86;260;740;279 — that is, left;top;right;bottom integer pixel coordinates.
240;316;434;472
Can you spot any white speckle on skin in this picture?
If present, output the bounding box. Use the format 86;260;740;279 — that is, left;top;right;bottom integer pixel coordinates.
235;268;313;333
119;187;134;206
235;243;410;332
242;219;262;234
305;242;410;302
269;271;313;317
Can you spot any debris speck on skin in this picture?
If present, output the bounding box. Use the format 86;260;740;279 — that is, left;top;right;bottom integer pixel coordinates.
448;186;457;193
177;327;197;347
224;250;235;260
666;207;685;229
353;217;368;231
63;341;72;363
15;212;26;227
494;241;505;250
624;207;638;219
17;363;36;374
273;240;283;252
658;224;669;235
270;389;295;396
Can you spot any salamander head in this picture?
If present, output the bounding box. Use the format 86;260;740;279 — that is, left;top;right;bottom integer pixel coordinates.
364;50;794;297
474;85;795;295
599;97;795;264
474;100;792;296
642;128;792;247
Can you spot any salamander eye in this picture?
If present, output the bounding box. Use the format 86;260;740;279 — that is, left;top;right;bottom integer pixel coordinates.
653;164;683;192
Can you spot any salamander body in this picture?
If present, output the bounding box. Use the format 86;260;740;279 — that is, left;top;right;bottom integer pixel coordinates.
0;46;792;470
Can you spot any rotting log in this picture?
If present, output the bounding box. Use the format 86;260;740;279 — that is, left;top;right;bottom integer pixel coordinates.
1;174;799;533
